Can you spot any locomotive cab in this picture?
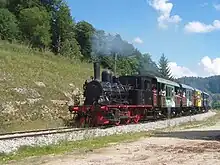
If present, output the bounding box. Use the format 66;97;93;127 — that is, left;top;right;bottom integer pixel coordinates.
119;75;155;106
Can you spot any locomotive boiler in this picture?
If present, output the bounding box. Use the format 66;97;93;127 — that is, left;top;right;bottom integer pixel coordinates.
73;62;136;127
83;62;131;106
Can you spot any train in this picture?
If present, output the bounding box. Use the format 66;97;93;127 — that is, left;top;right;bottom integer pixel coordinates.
69;62;211;127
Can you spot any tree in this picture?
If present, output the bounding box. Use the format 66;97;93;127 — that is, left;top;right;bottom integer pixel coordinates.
0;0;7;8
19;6;51;48
7;0;41;15
116;55;138;75
60;38;82;58
158;53;173;80
75;21;95;59
99;54;138;76
51;1;82;57
0;8;19;41
137;53;160;76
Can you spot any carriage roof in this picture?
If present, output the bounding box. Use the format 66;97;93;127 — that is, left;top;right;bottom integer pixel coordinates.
154;76;180;87
180;83;194;90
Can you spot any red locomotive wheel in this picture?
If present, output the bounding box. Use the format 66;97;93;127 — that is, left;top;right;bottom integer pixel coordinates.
133;114;141;123
79;117;86;127
115;120;121;126
121;110;131;125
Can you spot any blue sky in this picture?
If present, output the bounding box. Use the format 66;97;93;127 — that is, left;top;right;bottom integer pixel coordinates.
66;0;220;78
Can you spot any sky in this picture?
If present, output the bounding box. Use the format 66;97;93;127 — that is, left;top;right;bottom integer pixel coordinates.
66;0;220;78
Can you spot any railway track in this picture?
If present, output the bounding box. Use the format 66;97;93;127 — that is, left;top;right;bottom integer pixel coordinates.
0;111;216;154
0;112;203;140
0;127;87;140
0;110;211;141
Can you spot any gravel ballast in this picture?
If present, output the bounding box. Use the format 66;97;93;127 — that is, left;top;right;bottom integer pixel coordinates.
0;111;216;154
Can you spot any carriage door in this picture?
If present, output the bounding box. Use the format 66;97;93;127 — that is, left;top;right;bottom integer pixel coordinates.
143;78;152;105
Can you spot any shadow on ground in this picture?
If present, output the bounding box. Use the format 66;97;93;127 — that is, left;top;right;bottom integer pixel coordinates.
153;130;220;141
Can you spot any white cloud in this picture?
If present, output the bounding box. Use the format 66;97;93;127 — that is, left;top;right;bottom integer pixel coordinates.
133;37;143;44
168;62;198;78
148;0;182;29
214;3;220;10
199;56;220;76
167;56;220;78
184;20;220;33
200;2;208;7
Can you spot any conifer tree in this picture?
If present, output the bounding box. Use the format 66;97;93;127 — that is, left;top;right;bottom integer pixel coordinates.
158;53;174;80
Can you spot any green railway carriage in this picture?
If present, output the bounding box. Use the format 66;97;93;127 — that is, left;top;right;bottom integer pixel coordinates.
155;76;181;109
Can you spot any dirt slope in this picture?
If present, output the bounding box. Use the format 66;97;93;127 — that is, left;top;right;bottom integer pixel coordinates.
0;41;93;133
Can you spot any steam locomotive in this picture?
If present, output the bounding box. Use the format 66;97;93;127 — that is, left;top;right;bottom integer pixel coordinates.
69;62;211;127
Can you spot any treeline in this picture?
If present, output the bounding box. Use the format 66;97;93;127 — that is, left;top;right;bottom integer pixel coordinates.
177;75;220;109
0;0;173;78
177;76;220;94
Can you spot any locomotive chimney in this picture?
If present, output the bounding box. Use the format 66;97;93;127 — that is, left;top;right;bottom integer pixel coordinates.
93;62;100;80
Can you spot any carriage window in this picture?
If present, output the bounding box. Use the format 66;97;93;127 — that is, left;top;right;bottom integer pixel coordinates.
187;91;189;97
189;91;192;98
166;86;173;97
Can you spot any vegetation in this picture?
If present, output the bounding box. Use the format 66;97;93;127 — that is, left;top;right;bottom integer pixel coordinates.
0;132;151;163
0;0;162;76
177;76;220;108
0;41;94;132
158;53;173;80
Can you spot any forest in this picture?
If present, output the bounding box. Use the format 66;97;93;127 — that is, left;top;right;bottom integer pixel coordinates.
0;0;175;79
177;76;220;108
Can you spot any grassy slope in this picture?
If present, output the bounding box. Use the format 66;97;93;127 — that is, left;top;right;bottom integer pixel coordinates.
0;41;93;133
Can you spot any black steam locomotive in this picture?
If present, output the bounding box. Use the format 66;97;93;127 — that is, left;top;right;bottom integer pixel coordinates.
84;63;130;106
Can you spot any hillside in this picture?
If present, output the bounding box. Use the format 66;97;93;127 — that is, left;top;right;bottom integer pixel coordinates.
0;0;177;133
177;76;220;107
177;76;220;94
0;41;94;133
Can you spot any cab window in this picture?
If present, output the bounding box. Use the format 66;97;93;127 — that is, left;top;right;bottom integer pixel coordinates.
144;80;151;90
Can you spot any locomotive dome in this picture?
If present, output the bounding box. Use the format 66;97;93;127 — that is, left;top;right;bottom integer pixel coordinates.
101;69;113;82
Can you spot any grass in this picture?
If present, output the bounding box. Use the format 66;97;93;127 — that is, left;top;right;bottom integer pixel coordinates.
0;132;152;164
0;110;219;164
0;41;94;133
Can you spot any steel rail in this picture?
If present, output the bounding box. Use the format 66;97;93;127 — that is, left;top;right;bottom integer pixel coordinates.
0;127;71;136
0;111;209;141
0;127;89;140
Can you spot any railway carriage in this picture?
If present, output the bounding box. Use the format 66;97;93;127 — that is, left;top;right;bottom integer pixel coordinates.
69;62;211;127
202;92;210;112
194;88;203;112
179;83;194;115
155;77;181;117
